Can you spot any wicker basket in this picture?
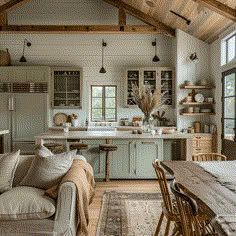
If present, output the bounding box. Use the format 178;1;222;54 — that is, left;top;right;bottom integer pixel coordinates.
0;49;11;66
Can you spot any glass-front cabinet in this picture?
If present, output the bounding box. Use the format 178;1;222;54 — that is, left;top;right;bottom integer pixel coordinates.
124;67;174;108
51;68;82;108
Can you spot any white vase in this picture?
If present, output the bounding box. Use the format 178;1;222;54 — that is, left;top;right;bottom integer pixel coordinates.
72;119;79;127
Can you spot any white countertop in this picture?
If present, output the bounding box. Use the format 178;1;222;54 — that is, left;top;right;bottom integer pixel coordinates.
0;130;9;135
35;131;197;140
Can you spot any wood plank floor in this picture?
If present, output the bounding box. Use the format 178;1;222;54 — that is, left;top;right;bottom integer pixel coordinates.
88;180;160;236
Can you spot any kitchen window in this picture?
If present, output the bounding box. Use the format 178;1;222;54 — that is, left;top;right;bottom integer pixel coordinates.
91;85;117;122
222;33;236;65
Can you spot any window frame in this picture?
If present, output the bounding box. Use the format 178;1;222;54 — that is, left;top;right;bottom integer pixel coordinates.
90;85;117;122
222;68;236;142
225;33;236;64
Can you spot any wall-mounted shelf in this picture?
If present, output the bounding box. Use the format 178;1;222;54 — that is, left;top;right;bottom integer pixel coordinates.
180;85;215;89
181;113;216;116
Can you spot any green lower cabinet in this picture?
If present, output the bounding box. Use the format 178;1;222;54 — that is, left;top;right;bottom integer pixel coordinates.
80;139;106;179
110;140;136;179
136;139;163;179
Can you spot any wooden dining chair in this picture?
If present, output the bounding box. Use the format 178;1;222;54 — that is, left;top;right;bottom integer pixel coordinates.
152;159;181;236
192;153;227;161
170;180;216;236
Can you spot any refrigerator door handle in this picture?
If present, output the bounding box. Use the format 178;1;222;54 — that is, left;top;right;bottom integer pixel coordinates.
8;97;14;111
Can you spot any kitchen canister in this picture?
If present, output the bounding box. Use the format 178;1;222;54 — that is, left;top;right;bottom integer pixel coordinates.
0;49;11;66
194;122;201;133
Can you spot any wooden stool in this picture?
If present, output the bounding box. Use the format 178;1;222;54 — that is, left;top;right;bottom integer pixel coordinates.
70;143;88;154
99;144;117;182
43;143;65;153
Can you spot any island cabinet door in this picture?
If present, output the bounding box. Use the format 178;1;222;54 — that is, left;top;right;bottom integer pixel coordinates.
80;140;106;179
136;140;163;178
110;140;136;179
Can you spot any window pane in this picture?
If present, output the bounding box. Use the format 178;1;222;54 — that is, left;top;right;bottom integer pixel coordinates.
92;109;102;121
92;98;102;108
224;119;235;141
105;98;116;108
227;36;235;62
224;74;235;96
224;97;235;118
92;86;103;97
105;109;116;120
105;87;116;97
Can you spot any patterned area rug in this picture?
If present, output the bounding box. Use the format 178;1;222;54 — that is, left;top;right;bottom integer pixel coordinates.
96;191;173;236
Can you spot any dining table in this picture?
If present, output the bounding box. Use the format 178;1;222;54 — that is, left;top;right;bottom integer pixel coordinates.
161;160;236;236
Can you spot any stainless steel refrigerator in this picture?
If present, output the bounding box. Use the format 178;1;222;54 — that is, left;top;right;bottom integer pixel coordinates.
0;82;48;154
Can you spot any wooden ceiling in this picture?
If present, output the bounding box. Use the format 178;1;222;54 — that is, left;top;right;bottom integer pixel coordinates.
0;0;235;43
121;0;236;43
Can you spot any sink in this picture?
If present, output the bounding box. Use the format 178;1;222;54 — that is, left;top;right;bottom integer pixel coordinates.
87;126;117;131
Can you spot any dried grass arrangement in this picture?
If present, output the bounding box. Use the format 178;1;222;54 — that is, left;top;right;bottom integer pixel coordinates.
132;83;167;124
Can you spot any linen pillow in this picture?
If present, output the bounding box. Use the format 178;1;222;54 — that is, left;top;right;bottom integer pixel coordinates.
0;150;20;193
0;186;55;220
20;146;75;189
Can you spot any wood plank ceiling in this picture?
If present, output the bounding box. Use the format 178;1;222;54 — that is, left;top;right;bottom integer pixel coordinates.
0;0;235;43
124;0;236;43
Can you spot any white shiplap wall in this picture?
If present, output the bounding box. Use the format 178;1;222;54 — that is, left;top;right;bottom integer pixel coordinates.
176;29;212;132
1;0;176;126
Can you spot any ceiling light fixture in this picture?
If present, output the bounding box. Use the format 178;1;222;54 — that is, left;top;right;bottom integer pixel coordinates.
20;39;31;62
146;0;155;8
152;38;160;62
170;10;191;25
99;40;107;74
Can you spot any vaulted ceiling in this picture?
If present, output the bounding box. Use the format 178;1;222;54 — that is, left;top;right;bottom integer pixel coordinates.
0;0;235;43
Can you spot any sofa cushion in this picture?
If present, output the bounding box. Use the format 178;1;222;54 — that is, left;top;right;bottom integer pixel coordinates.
0;186;56;220
0;150;20;193
19;146;75;189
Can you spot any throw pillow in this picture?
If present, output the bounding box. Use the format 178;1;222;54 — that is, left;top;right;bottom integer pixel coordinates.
19;146;76;189
0;186;56;220
0;150;20;193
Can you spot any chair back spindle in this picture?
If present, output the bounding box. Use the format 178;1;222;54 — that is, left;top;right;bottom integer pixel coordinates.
170;180;201;236
192;153;227;161
152;160;174;216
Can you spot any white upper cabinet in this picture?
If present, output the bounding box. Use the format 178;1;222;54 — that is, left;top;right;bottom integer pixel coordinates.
124;67;174;108
0;66;50;82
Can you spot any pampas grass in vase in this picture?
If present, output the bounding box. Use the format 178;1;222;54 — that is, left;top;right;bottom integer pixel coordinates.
132;83;166;131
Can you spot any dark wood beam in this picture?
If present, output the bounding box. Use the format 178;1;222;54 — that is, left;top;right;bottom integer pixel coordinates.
103;0;175;37
0;12;8;25
119;8;126;25
0;24;166;34
192;0;236;22
0;0;30;13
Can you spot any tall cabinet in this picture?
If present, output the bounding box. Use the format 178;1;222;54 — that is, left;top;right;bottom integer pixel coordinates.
0;67;50;154
124;67;174;107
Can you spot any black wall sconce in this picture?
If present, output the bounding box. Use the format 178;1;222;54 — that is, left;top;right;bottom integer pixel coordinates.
190;52;199;63
20;39;31;62
152;38;160;62
99;40;107;73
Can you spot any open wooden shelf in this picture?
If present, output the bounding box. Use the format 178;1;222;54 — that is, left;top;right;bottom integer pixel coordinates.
181;85;215;89
181;113;216;116
181;102;215;105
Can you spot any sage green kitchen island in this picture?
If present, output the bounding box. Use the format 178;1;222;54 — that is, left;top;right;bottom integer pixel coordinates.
35;131;193;180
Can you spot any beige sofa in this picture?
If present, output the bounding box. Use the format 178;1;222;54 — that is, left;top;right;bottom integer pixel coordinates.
0;155;78;236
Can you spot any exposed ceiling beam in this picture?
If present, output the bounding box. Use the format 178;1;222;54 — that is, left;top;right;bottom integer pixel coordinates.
0;24;166;34
0;12;8;25
0;0;30;13
119;8;126;25
192;0;236;22
103;0;175;37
